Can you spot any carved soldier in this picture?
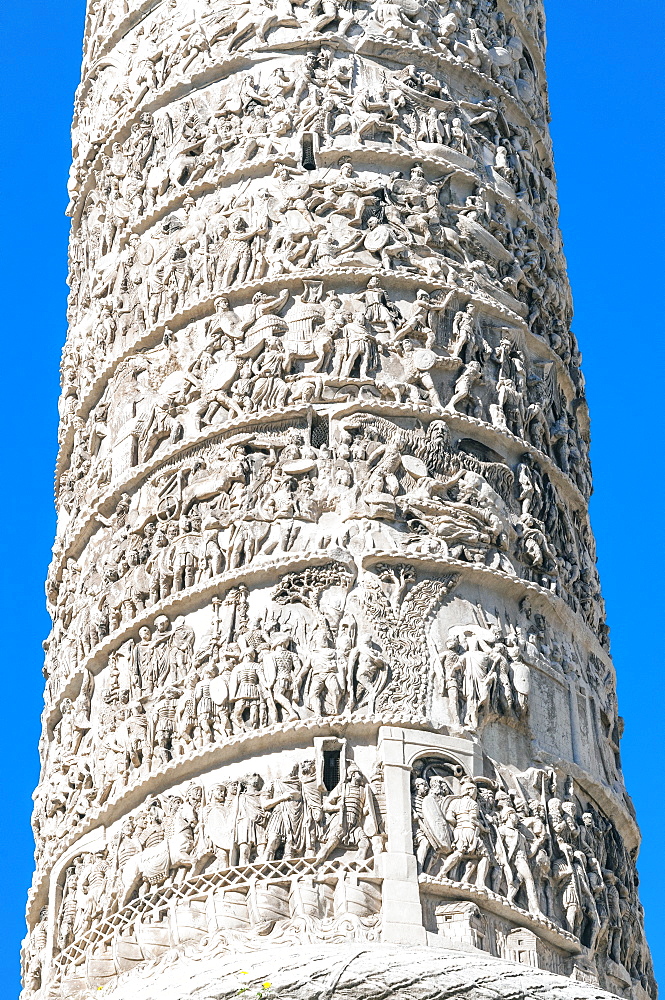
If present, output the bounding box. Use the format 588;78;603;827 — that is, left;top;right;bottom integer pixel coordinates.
299;759;324;855
261;631;301;722
110;817;142;884
23;907;48;993
350;634;387;714
203;783;239;870
496;808;542;914
78;853;110;931
331;312;377;380
124;701;150;771
394;289;452;348
261;764;305;861
148;614;174;690
236;773;268;864
153;686;180;763
420;774;457;866
449;303;480;360
58;866;79;951
195;667;220;746
316;764;373;863
299;619;344;717
439;778;490;887
175;671;199;753
440;635;464;726
229;648;267;731
169;615;195;683
445;360;484;417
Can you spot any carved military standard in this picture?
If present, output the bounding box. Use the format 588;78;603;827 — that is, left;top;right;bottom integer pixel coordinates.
22;0;655;998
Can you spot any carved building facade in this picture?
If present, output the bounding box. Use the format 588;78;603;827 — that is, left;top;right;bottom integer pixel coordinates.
23;0;654;998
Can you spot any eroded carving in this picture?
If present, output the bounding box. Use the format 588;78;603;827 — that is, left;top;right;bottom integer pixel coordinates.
25;2;652;998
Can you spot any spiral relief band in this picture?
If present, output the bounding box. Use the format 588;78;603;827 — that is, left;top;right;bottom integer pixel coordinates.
23;1;654;999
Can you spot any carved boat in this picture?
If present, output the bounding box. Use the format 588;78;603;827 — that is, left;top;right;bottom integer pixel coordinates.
334;875;382;918
135;915;172;958
289;876;334;920
60;969;88;998
114;930;144;972
170;899;209;945
85;946;117;984
207;888;251;932
247;880;290;930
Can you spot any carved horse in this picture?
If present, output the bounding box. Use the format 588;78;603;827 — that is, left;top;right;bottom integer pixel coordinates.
120;813;198;905
145;137;206;209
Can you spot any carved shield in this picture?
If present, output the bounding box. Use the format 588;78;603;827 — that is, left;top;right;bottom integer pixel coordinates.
401;455;429;479
456;215;514;264
159;371;194;397
412;348;438;372
364;226;392;251
136;242;155;266
201;359;238;393
281;459;317;475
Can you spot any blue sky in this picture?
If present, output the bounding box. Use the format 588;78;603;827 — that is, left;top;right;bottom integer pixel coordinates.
0;0;663;994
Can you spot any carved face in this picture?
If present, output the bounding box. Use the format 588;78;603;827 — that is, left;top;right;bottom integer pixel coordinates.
212;785;226;804
461;780;478;800
548;798;562;821
120;818;135;837
186;786;203;806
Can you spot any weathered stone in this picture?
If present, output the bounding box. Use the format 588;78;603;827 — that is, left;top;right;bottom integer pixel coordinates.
66;942;636;1000
23;1;654;998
